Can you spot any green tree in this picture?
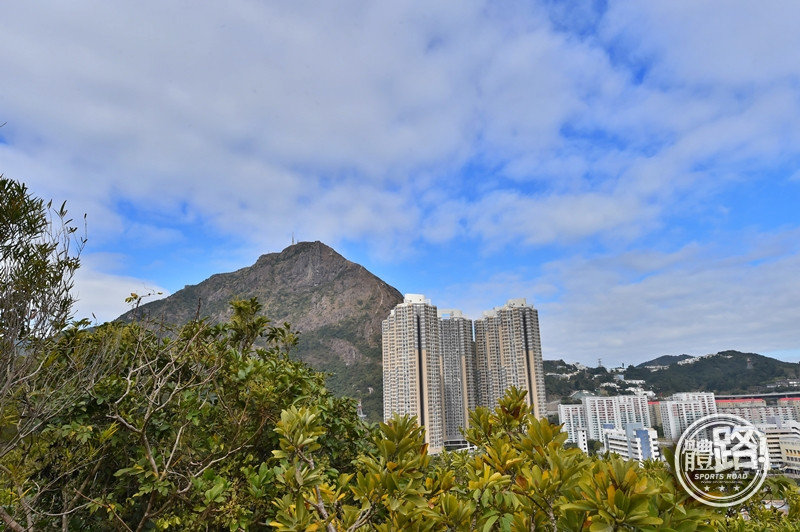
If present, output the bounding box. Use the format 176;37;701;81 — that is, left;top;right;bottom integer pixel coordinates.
0;177;86;531
267;387;727;531
7;299;370;531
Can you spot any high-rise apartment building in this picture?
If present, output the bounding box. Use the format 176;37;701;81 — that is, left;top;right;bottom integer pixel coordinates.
383;295;547;453
617;395;652;428
581;395;651;441
382;294;446;453
672;392;717;417
778;398;800;421
439;309;476;447
474;299;546;417
558;403;588;448
660;392;717;442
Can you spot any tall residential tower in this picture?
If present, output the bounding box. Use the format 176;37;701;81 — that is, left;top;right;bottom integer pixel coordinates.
474;299;547;418
381;294;446;453
439;309;476;448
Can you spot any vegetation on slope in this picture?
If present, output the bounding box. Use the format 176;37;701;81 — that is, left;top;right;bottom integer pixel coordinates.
116;240;402;422
545;352;800;399
625;351;800;395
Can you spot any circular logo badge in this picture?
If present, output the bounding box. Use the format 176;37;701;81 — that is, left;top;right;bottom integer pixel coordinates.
675;414;769;507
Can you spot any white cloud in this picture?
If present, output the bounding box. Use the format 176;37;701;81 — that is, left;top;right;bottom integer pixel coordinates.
427;229;800;366
2;1;798;256
467;190;661;248
1;0;799;357
536;233;800;364
601;1;800;88
431;271;557;323
72;253;169;324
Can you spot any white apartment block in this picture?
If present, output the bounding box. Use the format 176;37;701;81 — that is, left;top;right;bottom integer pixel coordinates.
672;392;717;416
382;295;446;454
778;398;800;420
474;299;546;418
602;423;660;462
618;395;652;427
581;395;650;441
558;404;587;445
660;392;717;442
583;397;620;441
660;401;705;442
716;405;795;425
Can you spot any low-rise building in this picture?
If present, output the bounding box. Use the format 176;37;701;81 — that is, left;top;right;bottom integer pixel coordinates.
602;423;660;462
756;419;800;472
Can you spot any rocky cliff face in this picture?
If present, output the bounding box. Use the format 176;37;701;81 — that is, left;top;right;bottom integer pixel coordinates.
118;241;403;420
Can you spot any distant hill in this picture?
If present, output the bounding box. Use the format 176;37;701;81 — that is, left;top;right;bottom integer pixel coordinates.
117;241;403;420
636;354;694;368
543;359;617;400
545;351;800;399
625;350;800;396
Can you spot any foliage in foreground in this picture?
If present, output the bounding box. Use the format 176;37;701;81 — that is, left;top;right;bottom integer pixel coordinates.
1;298;370;531
5;333;800;532
270;387;799;532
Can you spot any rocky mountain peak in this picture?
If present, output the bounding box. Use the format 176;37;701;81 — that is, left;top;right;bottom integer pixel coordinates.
117;241;402;419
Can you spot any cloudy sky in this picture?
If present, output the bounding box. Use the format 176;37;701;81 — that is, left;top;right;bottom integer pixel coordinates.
2;1;799;366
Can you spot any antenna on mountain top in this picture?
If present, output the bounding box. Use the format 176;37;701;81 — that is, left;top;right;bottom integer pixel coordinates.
598;358;603;368
292;232;295;245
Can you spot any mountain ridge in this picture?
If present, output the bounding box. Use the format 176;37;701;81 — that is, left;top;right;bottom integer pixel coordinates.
117;241;403;419
545;350;800;399
635;354;694;368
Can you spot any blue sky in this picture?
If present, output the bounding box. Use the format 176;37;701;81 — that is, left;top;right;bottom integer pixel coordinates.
2;1;800;366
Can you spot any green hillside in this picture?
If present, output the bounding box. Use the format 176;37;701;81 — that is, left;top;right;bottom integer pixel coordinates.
624;350;800;395
544;351;800;399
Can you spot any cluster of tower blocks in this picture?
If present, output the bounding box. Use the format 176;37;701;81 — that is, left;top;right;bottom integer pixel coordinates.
382;295;546;454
